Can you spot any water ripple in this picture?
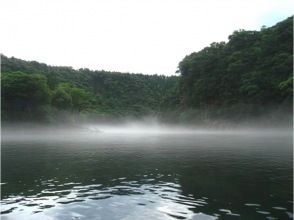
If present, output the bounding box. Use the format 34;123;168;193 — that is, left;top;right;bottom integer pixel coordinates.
1;179;216;220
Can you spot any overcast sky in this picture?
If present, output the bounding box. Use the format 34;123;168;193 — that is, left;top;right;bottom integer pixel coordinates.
0;0;293;75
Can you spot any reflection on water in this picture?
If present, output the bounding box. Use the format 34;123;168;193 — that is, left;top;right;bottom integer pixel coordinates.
1;128;293;220
2;179;216;220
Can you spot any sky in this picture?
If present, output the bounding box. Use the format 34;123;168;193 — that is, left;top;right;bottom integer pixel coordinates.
0;0;293;75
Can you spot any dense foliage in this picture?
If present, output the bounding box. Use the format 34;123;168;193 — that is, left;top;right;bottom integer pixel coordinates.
2;72;51;121
1;56;179;122
1;16;292;124
177;16;293;122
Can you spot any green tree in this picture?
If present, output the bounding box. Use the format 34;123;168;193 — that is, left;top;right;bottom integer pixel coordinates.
71;87;92;112
2;72;51;121
51;84;73;110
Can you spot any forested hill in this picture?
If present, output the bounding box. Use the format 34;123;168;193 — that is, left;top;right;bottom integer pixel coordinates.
1;56;179;122
1;16;293;125
177;16;293;122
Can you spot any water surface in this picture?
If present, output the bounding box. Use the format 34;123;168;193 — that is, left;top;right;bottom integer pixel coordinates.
1;127;293;219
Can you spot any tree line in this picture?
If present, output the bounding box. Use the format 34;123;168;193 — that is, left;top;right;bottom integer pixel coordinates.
1;56;179;123
1;16;292;124
177;16;293;123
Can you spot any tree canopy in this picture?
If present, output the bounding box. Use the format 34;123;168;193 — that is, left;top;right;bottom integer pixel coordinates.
1;16;292;124
177;16;293;121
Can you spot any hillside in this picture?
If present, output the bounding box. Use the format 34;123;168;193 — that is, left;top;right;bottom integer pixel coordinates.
177;16;293;123
1;16;292;125
1;55;179;122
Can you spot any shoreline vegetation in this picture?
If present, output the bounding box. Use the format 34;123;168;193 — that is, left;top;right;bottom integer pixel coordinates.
1;16;293;127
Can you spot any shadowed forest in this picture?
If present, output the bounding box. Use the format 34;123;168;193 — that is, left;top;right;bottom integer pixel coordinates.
1;16;292;126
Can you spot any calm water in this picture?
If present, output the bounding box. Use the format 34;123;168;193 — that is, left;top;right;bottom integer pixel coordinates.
1;126;293;220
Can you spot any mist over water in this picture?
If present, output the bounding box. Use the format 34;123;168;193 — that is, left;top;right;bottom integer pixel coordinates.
1;121;293;220
2;119;292;141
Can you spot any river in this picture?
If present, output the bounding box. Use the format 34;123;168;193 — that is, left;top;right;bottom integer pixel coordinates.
1;125;293;219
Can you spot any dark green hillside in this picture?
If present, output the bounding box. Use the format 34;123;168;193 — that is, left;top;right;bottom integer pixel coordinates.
1;16;292;124
177;16;293;122
1;56;179;122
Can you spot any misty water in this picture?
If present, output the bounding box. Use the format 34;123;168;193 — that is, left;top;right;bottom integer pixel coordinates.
1;124;293;220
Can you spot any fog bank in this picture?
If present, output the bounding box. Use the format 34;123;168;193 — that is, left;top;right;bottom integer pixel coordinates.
2;118;292;143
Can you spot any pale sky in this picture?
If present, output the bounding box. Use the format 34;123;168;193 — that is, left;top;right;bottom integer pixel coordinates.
0;0;293;75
